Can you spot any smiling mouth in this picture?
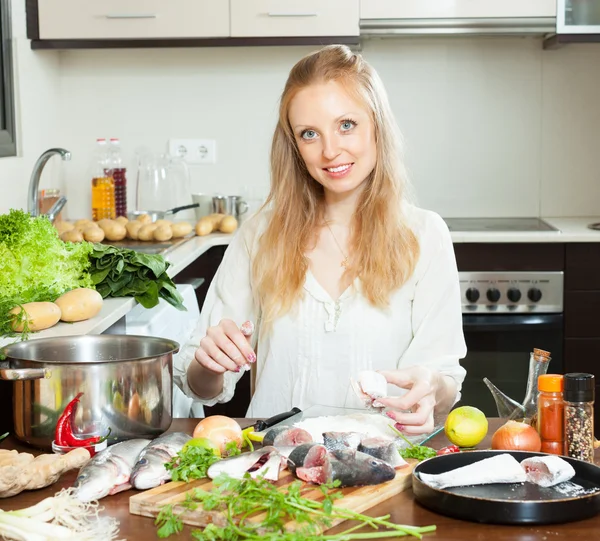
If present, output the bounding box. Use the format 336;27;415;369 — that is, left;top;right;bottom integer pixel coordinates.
324;163;353;173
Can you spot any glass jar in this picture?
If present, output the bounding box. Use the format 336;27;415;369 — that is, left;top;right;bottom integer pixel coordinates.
537;374;564;455
564;373;595;463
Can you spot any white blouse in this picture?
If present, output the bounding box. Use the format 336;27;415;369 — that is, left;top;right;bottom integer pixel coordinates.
174;205;467;418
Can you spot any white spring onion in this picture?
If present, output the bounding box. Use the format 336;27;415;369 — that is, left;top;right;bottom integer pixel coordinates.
0;488;121;541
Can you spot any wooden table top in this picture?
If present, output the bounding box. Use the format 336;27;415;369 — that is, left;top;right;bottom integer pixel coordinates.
1;418;598;540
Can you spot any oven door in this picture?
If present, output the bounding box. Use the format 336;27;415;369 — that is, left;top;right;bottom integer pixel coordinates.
458;313;564;417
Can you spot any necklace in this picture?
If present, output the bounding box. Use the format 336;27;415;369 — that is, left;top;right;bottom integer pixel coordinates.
325;221;349;269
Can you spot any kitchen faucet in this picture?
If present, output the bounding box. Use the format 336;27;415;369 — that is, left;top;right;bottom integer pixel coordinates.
28;148;71;221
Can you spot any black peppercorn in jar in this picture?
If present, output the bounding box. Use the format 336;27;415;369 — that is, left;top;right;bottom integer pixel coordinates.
564;373;595;463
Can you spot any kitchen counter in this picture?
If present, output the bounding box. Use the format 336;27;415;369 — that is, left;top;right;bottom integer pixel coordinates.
450;216;600;243
0;233;232;349
1;418;598;540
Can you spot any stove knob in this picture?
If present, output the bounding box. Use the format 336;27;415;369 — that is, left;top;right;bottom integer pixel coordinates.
528;288;542;303
507;288;522;303
487;288;501;303
465;288;480;303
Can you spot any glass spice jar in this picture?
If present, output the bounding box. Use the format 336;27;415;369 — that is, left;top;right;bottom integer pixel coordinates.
537;374;564;455
564;373;595;463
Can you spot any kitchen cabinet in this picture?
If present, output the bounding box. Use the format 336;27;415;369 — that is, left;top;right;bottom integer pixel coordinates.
230;0;360;38
564;243;600;435
360;0;557;20
36;0;229;40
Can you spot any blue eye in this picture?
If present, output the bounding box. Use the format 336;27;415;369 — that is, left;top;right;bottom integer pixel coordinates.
340;119;356;132
301;129;318;140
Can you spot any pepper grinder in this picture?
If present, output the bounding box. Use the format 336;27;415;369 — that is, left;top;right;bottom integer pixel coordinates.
564;373;595;463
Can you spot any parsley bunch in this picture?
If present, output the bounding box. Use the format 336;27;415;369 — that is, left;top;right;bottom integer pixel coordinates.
390;424;438;461
155;473;436;540
165;441;241;483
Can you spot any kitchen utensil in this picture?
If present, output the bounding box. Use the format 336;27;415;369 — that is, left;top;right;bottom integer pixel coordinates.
130;460;417;529
413;450;600;525
0;335;179;450
127;203;199;222
212;195;249;220
191;193;214;220
252;407;301;432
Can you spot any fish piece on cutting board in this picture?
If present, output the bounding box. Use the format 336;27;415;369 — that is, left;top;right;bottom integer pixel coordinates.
521;456;576;488
419;454;527;489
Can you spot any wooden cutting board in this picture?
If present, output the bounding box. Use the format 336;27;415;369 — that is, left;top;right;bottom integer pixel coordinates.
129;460;417;533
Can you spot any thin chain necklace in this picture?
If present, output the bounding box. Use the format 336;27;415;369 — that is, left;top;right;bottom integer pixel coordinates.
325;221;349;269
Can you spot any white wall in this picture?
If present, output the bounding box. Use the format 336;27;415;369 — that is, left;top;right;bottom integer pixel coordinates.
1;4;600;219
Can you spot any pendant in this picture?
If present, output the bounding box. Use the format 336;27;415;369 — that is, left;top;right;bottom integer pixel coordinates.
341;258;348;269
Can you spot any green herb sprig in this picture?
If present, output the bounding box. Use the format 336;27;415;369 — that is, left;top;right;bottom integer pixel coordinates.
165;441;242;483
389;424;437;461
155;473;436;540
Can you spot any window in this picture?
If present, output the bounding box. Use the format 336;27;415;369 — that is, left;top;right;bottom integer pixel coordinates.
0;0;15;157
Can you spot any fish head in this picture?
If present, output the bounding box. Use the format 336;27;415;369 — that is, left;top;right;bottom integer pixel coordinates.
130;452;170;490
73;464;116;502
333;449;396;484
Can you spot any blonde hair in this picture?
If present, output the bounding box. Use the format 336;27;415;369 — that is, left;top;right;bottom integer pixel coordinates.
253;44;419;325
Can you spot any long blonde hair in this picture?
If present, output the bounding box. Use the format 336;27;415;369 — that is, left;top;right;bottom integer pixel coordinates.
253;44;419;325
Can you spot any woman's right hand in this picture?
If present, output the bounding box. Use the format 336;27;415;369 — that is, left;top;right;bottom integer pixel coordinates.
194;319;256;374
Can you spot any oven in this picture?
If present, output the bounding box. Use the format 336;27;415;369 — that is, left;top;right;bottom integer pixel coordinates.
456;271;564;416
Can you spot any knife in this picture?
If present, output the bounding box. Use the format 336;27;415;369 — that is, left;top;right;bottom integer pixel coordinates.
253;407;302;433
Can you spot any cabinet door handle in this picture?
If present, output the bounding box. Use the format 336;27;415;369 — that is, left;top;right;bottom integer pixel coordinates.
267;12;318;18
105;14;157;20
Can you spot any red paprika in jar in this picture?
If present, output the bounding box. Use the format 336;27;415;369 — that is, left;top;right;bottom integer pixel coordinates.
537;374;564;455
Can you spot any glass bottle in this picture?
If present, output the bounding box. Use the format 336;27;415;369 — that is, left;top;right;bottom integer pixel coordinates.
106;138;127;218
485;348;552;424
537;374;564;455
564;373;595;463
91;138;115;220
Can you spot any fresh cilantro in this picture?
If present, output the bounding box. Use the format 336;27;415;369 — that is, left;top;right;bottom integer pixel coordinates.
389;423;438;461
155;505;184;538
165;446;221;482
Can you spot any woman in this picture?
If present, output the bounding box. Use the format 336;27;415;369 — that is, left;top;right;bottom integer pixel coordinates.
174;45;466;434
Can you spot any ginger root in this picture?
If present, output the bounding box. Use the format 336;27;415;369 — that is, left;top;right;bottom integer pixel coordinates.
0;447;90;498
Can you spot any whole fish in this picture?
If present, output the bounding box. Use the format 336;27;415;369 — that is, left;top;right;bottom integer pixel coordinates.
73;439;151;502
130;432;192;490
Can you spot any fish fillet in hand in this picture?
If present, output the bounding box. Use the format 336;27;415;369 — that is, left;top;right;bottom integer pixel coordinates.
419;454;527;489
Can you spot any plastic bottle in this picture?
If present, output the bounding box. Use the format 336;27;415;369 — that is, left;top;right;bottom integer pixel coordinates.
537;374;564;455
91;138;115;220
564;373;595;463
107;138;127;218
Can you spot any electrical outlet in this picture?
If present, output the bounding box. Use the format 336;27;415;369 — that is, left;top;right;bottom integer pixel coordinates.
168;139;216;164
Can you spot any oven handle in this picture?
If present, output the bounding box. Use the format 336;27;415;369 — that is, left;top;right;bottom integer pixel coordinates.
462;313;563;332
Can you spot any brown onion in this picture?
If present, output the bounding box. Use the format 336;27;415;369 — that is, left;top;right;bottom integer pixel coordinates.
192;415;243;454
491;420;542;452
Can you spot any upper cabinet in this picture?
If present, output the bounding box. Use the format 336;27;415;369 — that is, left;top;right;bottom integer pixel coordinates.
360;0;557;20
37;0;229;39
230;0;360;37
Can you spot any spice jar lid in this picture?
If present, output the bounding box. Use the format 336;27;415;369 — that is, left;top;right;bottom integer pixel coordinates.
564;373;595;403
538;374;563;392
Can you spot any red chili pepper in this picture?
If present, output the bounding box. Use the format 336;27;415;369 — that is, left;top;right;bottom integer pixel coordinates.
54;392;111;448
437;445;461;455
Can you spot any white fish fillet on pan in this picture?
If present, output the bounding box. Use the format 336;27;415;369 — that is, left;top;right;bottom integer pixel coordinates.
521;455;576;488
419;454;527;489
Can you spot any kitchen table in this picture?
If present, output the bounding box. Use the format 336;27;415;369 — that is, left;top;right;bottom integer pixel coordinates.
1;418;598;540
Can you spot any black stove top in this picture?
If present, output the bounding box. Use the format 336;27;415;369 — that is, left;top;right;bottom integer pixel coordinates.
443;217;559;233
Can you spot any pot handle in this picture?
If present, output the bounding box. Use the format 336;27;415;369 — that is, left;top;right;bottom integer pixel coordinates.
0;365;51;381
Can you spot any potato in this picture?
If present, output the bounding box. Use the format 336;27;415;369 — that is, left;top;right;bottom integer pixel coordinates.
154;219;172;227
54;221;74;235
207;213;225;228
219;215;238;234
115;216;129;225
138;223;158;241
103;223;127;241
136;214;152;224
60;230;84;243
195;217;213;237
83;226;105;242
96;219;115;232
153;224;173;242
74;219;93;229
125;221;143;240
9;302;61;332
170;222;193;238
54;288;103;322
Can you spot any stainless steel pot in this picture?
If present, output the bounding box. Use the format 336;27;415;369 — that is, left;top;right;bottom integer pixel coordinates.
0;335;179;450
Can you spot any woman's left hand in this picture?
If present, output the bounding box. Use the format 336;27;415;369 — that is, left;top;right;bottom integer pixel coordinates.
376;367;442;435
